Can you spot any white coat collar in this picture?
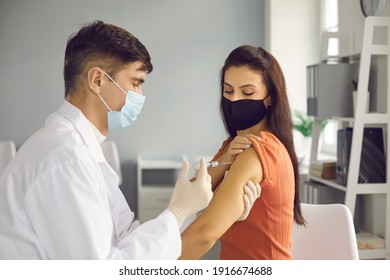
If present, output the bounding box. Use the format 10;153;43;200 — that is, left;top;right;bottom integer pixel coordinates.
56;100;106;163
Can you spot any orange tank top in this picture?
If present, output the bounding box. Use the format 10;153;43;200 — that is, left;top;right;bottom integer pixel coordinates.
213;131;294;259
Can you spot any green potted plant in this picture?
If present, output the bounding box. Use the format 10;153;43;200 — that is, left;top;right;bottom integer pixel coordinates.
292;110;327;166
292;110;327;137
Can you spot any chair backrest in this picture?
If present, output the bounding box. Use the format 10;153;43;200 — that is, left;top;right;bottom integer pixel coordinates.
0;141;16;176
291;203;359;260
101;141;123;185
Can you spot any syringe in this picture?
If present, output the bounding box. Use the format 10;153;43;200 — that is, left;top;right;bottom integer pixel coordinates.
192;161;232;172
206;161;232;168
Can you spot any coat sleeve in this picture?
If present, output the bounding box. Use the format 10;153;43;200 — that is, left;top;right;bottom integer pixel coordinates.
115;192;182;259
116;210;181;259
24;156;181;259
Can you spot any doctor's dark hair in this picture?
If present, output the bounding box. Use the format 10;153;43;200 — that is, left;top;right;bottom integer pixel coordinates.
219;45;305;226
63;20;153;97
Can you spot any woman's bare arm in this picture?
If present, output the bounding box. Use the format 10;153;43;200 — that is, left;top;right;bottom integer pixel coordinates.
208;153;231;191
179;147;263;259
208;134;259;191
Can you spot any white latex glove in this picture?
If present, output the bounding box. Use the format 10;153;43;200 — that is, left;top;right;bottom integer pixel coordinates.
167;158;213;227
237;180;261;221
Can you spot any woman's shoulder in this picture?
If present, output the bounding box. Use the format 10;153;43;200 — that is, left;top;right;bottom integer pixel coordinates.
258;131;282;146
248;131;284;153
249;131;289;179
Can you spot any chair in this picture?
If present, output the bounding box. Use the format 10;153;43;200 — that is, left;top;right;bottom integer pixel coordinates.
0;141;16;176
291;203;359;260
101;141;123;185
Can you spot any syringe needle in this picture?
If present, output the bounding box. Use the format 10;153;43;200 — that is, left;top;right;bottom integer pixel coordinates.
193;161;232;171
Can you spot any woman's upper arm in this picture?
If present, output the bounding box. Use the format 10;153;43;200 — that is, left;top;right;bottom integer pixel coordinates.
188;147;263;239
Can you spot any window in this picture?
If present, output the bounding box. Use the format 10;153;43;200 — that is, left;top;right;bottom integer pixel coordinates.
320;119;338;158
322;0;339;32
321;0;340;57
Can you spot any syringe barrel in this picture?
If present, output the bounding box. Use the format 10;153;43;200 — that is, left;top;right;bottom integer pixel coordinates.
206;161;219;167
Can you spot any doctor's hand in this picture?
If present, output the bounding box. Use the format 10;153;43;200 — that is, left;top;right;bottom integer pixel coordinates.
237;180;261;221
167;159;212;227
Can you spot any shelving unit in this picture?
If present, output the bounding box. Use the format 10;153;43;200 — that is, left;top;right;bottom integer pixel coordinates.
307;17;390;260
137;155;186;223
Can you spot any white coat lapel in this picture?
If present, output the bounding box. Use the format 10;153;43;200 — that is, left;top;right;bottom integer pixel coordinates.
57;101;122;238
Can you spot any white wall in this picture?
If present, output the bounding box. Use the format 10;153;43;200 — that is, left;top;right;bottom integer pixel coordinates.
268;0;321;113
0;0;266;212
268;0;321;159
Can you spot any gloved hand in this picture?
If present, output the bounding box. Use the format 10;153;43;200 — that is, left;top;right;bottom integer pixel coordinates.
237;180;261;221
167;158;213;227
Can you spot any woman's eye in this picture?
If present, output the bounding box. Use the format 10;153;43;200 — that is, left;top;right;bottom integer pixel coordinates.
224;90;233;94
244;92;254;96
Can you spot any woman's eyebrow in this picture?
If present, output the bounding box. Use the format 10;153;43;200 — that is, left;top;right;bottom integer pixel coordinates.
224;82;256;88
223;82;233;87
239;84;256;89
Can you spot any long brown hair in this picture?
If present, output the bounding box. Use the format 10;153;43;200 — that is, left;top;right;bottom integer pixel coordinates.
219;45;305;225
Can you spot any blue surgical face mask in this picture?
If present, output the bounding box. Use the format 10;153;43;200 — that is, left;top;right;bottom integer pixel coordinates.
97;72;146;131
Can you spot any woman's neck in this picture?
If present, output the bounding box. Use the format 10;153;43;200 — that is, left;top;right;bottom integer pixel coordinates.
237;119;269;136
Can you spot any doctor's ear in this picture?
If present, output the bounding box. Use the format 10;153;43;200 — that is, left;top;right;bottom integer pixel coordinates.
87;67;105;94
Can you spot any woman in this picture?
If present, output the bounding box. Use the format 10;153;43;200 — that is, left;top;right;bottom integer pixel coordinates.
180;45;305;260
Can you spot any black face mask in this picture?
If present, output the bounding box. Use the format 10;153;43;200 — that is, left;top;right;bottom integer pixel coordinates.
222;96;268;131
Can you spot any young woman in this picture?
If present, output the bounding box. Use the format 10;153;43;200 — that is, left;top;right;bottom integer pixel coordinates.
180;45;305;260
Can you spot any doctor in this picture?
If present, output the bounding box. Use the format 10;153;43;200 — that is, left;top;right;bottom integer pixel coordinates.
0;21;260;259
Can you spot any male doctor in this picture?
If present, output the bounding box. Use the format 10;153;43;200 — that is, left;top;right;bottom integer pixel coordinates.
0;21;260;259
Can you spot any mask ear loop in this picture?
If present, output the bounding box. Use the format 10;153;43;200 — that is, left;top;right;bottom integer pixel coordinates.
96;71;126;112
96;92;112;112
104;72;127;95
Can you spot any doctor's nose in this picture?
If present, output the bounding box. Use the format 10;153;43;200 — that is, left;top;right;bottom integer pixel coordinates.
133;85;143;95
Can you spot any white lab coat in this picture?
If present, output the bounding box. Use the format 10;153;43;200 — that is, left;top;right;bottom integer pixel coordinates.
0;101;181;259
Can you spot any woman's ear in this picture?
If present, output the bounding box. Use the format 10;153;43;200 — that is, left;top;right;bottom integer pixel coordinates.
87;67;104;94
265;95;272;108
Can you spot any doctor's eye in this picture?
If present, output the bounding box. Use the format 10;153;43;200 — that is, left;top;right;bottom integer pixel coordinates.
243;91;254;96
133;82;143;89
224;89;234;94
